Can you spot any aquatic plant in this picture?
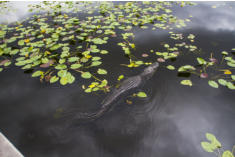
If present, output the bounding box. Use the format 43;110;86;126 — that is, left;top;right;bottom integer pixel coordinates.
201;133;235;157
0;1;234;93
0;1;194;93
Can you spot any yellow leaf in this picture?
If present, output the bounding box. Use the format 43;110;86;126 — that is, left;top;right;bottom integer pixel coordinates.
45;51;51;55
41;29;46;34
24;39;30;43
88;84;96;88
224;70;232;75
129;43;135;49
85;55;92;59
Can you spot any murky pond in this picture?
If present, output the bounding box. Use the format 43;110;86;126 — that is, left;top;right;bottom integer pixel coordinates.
0;2;234;157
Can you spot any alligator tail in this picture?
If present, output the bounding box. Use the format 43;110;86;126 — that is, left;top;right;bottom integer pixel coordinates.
60;105;109;124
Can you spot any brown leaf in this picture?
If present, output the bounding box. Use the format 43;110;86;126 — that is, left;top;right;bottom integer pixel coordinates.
40;60;54;68
200;73;208;78
142;53;149;57
157;58;165;63
126;100;133;105
0;59;10;66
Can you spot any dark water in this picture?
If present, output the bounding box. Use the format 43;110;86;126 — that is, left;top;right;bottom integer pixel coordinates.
0;2;235;157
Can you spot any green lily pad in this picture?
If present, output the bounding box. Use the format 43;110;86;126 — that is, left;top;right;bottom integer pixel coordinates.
197;57;206;65
50;76;59;83
208;80;219;88
71;64;82;69
166;65;175;70
91;61;102;66
218;79;227;86
222;150;234;157
180;79;192;86
32;71;43;77
137;92;147;98
97;68;107;75
81;72;92;79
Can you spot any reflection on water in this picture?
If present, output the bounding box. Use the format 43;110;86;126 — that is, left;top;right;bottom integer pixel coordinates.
0;2;235;157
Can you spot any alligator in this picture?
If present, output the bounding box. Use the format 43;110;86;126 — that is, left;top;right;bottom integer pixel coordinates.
62;62;159;123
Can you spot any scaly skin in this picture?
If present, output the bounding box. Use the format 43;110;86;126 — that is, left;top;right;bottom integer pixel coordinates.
62;62;159;123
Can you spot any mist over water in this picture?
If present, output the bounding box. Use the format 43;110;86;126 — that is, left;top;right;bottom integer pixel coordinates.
0;2;234;157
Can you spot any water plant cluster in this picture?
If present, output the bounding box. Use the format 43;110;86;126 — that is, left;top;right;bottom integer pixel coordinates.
201;133;235;157
0;1;234;93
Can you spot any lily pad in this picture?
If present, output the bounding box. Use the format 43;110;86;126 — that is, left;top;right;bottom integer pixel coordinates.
97;68;107;75
208;80;219;88
180;80;192;86
81;72;92;79
137;92;147;98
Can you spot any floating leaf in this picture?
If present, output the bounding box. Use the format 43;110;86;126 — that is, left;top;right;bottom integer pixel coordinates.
226;82;235;90
178;65;195;72
206;133;221;148
91;61;102;66
71;64;82;69
32;71;43;77
227;62;235;67
221;51;228;55
166;65;175;70
55;64;67;70
68;57;79;62
50;76;59;83
157;58;165;63
92;57;101;61
222;151;234;157
50;44;61;51
197;57;206;65
0;59;10;66
18;40;24;46
137;92;147;98
58;70;67;77
142;53;149;57
60;77;68;85
40;60;54;68
180;80;192;86
118;75;124;81
218;79;227;86
97;68;107;75
208;80;219;88
231;75;235;80
85;88;92;93
224;70;232;75
200;73;208;78
81;72;91;79
201;142;215;153
100;50;108;54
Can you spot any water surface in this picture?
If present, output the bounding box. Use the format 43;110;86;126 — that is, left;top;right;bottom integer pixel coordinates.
0;2;235;157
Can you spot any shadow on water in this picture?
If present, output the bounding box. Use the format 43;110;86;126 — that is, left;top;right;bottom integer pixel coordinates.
0;2;235;157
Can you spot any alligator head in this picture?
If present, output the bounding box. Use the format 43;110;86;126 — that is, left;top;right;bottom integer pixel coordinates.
140;62;159;78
